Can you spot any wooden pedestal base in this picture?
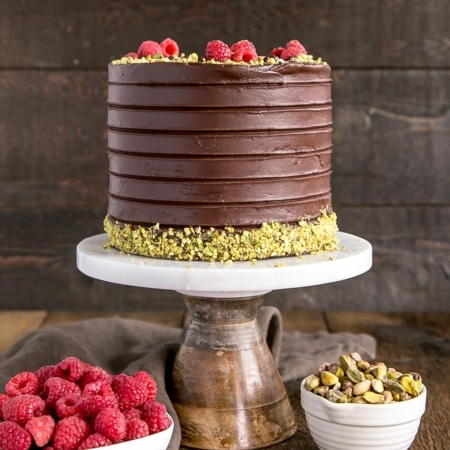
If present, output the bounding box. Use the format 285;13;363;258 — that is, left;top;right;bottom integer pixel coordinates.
171;295;297;449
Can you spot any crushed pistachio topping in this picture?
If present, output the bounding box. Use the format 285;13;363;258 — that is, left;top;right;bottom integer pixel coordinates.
111;53;326;66
103;210;338;263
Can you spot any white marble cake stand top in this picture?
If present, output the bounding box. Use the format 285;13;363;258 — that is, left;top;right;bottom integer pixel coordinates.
76;232;372;298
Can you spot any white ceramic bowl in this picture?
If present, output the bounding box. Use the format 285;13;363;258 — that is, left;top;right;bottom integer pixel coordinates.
90;414;174;450
300;379;426;450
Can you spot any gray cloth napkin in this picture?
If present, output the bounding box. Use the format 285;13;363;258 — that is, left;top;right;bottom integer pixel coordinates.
0;309;376;450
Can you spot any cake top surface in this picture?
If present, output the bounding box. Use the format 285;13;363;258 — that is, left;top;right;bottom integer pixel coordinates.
111;38;327;67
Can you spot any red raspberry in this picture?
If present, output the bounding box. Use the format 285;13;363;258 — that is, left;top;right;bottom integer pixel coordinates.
139;400;171;434
133;371;157;402
5;372;39;396
124;52;139;58
79;366;112;389
137;40;162;58
122;408;142;421
112;373;147;410
78;380;118;417
35;365;55;394
24;415;55;447
52;416;91;450
94;407;127;443
285;39;307;54
231;47;258;62
230;39;256;53
55;393;82;419
2;394;45;425
205;40;232;62
280;46;301;60
78;433;112;449
281;39;307;59
160;37;179;57
0;393;8;420
230;40;258;62
43;377;81;408
125;418;149;440
268;47;284;57
53;357;88;383
0;421;32;450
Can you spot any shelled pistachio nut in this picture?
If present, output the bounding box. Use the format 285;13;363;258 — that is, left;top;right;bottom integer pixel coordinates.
321;370;339;386
303;352;424;404
371;379;384;393
399;374;423;397
363;391;385;404
352;379;371;396
339;354;358;372
346;368;366;384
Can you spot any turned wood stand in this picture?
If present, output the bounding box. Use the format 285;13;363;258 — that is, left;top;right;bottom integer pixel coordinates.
77;232;372;449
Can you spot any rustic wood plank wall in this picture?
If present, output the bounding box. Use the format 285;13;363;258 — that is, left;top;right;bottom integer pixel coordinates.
0;0;449;311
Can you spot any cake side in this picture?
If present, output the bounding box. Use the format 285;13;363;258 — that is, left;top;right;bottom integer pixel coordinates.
104;210;337;262
104;39;338;262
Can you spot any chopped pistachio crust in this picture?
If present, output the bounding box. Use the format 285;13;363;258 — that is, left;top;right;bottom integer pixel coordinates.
103;211;338;262
111;53;327;66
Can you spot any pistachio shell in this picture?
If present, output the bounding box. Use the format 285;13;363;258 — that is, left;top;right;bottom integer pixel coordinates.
304;374;321;391
350;352;362;362
342;387;353;398
314;385;329;397
340;376;354;390
326;389;347;403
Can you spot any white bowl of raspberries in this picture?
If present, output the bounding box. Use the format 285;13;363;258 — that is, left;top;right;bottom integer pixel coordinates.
0;357;174;450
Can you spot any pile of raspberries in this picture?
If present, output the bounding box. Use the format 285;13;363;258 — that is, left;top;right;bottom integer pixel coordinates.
205;38;307;62
0;357;171;450
124;37;307;63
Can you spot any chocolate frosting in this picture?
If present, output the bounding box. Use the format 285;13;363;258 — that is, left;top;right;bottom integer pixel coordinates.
107;61;333;228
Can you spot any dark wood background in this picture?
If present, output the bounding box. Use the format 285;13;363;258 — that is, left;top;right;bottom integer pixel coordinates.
1;0;449;311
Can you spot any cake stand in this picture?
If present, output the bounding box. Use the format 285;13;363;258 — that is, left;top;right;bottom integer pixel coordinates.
77;232;372;449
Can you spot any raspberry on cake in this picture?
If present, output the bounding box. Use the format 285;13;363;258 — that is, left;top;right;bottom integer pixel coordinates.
160;37;179;57
137;40;162;58
268;46;284;57
230;39;258;62
106;39;338;262
205;39;232;62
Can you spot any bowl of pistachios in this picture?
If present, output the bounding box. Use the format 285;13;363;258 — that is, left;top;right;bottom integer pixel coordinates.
300;352;427;450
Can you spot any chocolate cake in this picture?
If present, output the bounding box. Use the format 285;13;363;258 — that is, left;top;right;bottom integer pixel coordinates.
104;40;338;262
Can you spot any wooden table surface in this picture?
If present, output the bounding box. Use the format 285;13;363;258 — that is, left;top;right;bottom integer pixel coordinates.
1;310;449;449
